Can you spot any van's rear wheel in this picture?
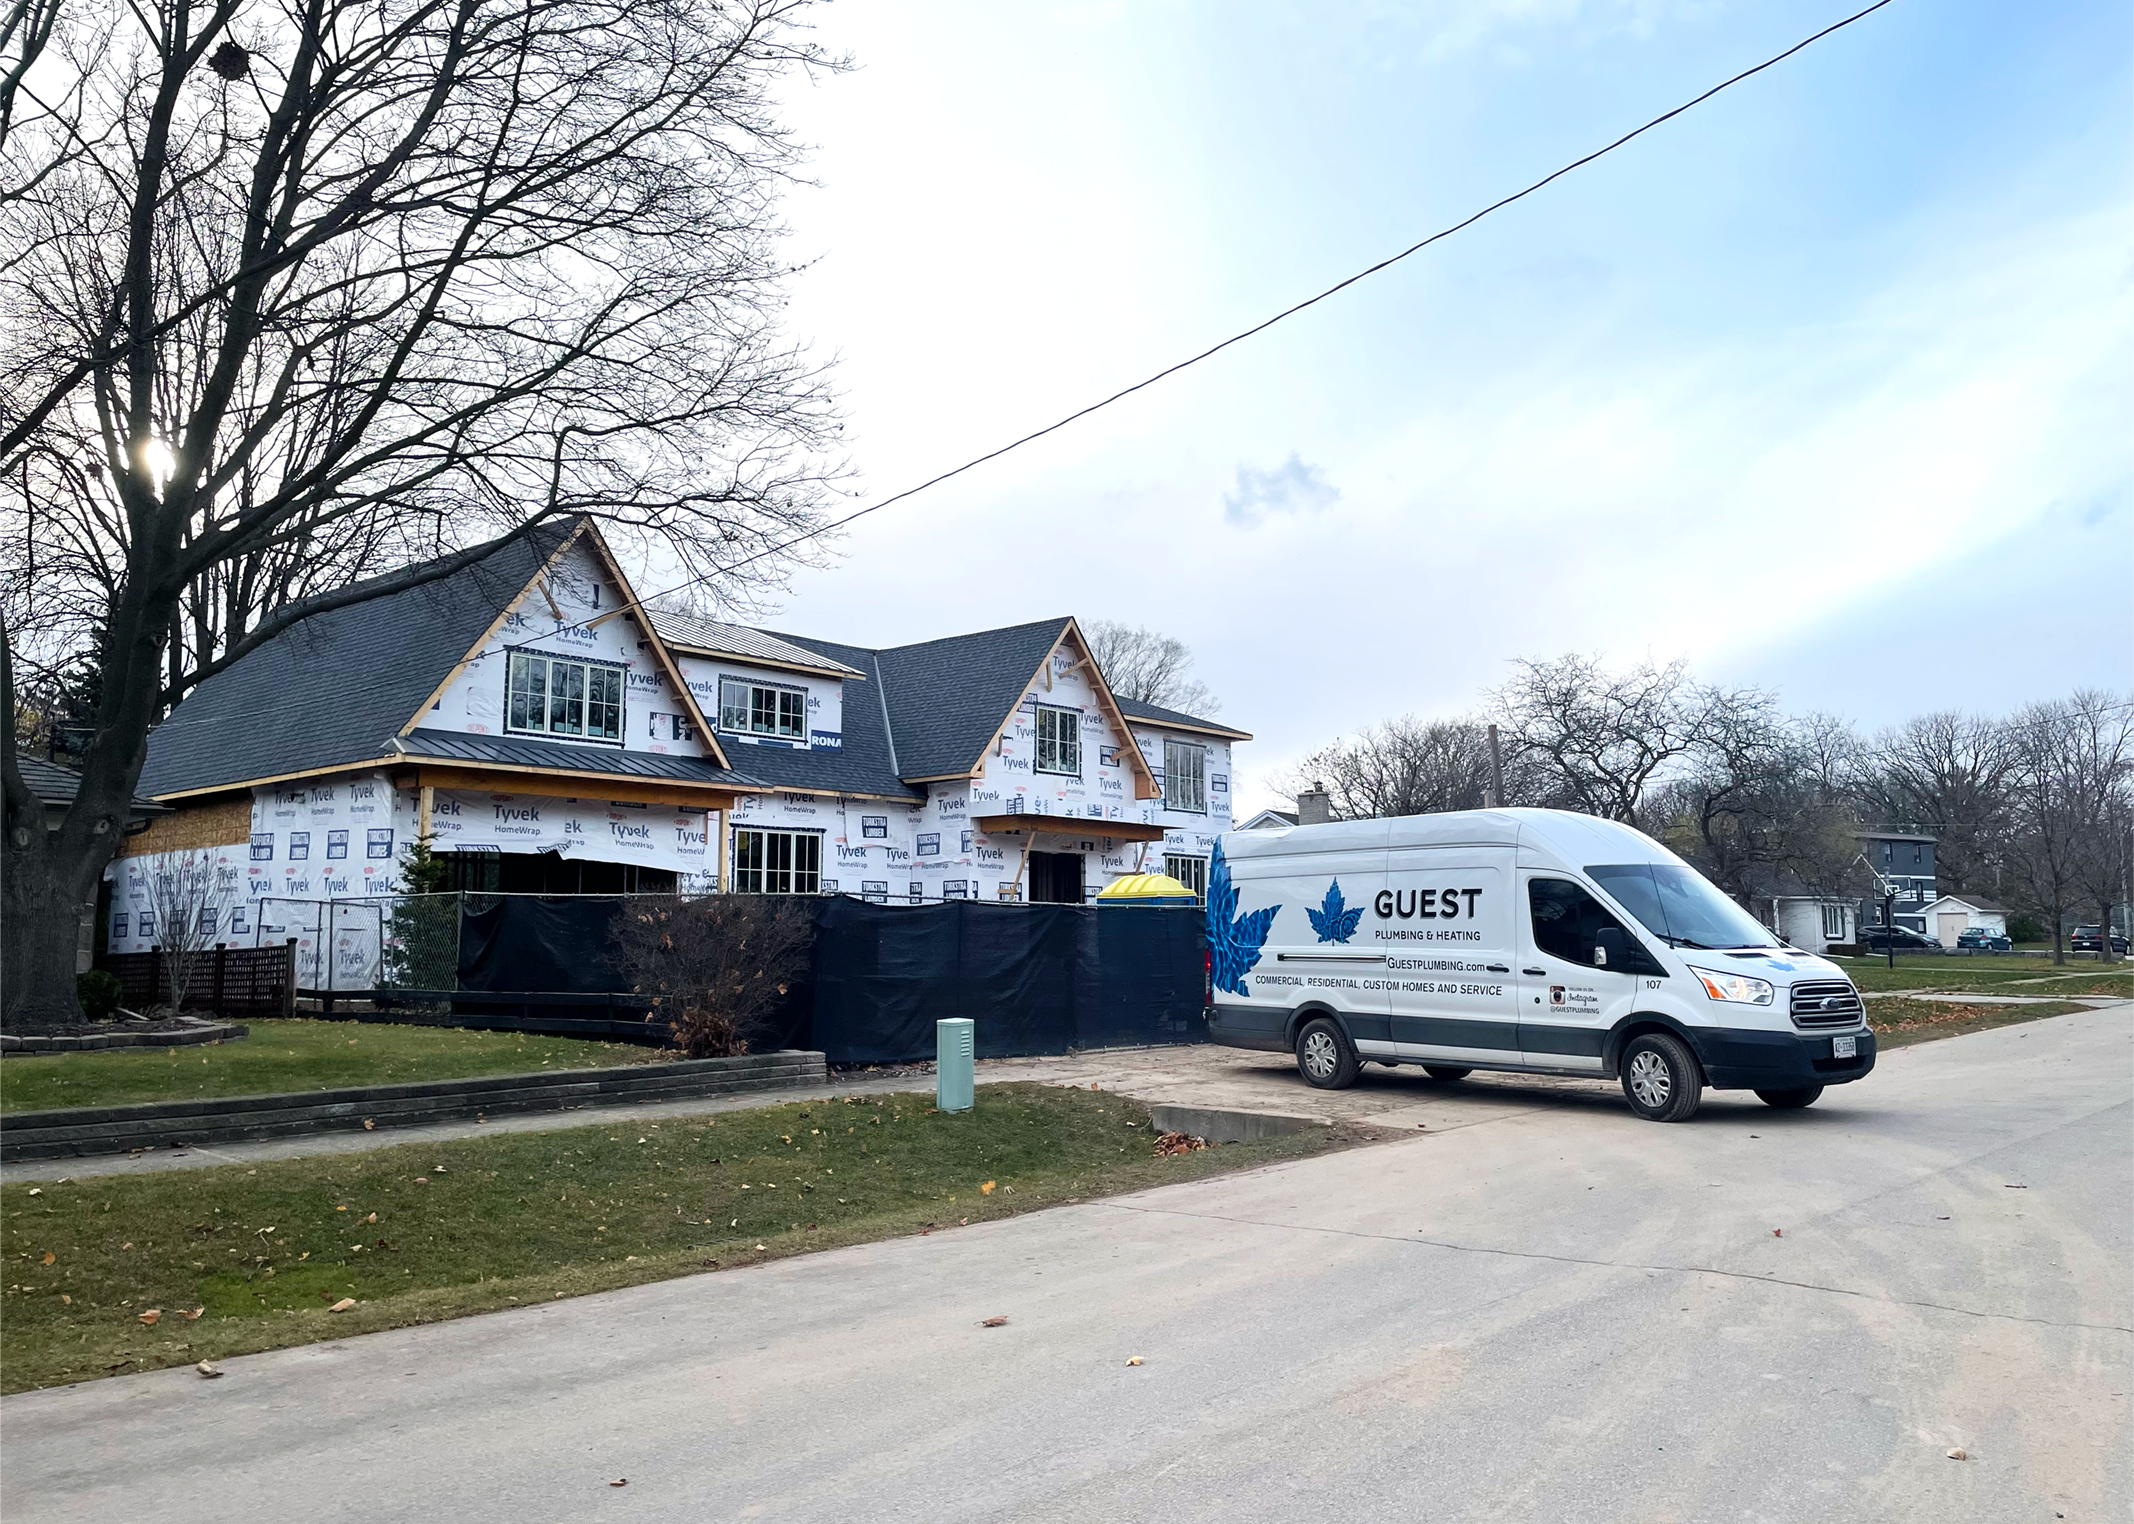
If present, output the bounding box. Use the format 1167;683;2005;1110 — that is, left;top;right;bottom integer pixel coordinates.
1619;1032;1703;1122
1295;1018;1360;1090
1755;1086;1823;1109
1423;1066;1473;1082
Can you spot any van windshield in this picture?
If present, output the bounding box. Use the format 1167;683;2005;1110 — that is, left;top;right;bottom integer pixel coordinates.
1586;864;1780;951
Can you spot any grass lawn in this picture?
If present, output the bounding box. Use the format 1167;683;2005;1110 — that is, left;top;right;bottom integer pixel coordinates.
1870;998;2094;1049
1831;955;2133;998
0;1082;1370;1392
0;1020;659;1115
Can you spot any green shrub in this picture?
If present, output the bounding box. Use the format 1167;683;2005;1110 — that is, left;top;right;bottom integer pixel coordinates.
76;969;124;1022
2005;914;2047;945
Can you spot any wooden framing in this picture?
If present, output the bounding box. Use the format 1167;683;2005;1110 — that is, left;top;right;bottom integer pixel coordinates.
972;815;1168;844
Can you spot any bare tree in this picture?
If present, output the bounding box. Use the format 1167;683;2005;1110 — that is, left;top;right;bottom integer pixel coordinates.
1;0;844;1026
1084;621;1220;716
613;893;813;1058
2003;694;2133;965
1275;715;1554;821
142;847;221;1014
1854;712;2013;895
1491;654;1750;829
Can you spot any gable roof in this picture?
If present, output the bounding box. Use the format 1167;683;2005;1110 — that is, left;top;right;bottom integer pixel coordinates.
855;616;1073;782
140;520;579;799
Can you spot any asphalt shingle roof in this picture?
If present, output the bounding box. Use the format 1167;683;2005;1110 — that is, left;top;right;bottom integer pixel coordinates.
18;755;167;816
1113;695;1247;738
398;730;751;787
647;610;865;678
771;617;1070;784
138;521;576;799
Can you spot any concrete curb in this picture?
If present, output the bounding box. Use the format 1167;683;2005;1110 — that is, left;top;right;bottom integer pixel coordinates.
0;1050;827;1161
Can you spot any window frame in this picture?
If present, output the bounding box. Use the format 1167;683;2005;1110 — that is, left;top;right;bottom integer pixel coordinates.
504;647;626;745
1163;853;1209;903
1821;903;1846;940
1034;704;1082;776
1162;740;1208;814
730;826;824;895
717;676;809;741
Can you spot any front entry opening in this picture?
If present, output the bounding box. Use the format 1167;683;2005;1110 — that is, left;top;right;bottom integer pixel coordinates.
1026;850;1085;905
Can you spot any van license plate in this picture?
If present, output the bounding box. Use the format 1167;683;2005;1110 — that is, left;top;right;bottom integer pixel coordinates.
1832;1035;1858;1059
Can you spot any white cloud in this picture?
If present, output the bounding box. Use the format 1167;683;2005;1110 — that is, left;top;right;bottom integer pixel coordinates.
1224;455;1341;526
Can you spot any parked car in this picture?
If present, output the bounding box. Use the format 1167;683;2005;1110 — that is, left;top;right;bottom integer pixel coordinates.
1954;927;2012;951
1860;924;1939;952
2069;926;2130;954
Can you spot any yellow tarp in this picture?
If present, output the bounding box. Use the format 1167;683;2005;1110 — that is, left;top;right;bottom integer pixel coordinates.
1096;873;1196;901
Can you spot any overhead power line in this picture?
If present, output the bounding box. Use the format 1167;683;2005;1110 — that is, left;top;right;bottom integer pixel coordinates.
587;0;1898;631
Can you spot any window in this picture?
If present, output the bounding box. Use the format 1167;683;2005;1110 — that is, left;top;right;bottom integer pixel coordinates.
731;828;821;894
718;677;806;739
1163;741;1207;813
1881;843;1892;864
1821;903;1846;940
1164;854;1209;902
1528;877;1664;974
506;650;623;742
1035;706;1081;775
1586;863;1779;950
1911;843;1923;865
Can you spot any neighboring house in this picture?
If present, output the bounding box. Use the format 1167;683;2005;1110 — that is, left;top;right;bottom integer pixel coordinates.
17;755;169;972
1916;894;2009;947
1238;808;1298;831
1743;863;1868;956
113;518;1247;979
1856;829;1937;933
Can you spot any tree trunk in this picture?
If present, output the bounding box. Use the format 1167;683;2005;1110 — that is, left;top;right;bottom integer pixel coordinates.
1;830;106;1027
2102;900;2120;966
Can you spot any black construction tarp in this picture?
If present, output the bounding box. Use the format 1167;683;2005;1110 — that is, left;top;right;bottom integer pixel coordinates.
448;894;1205;1063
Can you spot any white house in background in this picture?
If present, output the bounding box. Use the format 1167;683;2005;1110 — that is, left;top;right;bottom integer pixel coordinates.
1764;894;1859;956
1238;808;1298;831
1917;894;2009;946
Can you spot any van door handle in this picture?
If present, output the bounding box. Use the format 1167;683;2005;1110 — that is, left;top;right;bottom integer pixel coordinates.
1522;968;1546;976
1485;964;1510;973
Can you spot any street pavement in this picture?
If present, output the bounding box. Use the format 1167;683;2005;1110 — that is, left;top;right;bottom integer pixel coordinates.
5;1006;2128;1523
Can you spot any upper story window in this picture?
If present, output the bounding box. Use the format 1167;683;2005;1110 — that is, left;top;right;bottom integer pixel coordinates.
1911;843;1922;865
1164;739;1207;813
1035;705;1081;775
1881;843;1893;864
507;650;624;743
719;677;806;739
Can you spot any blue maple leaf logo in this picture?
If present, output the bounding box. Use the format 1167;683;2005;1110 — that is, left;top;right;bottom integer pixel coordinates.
1205;840;1278;996
1305;880;1362;944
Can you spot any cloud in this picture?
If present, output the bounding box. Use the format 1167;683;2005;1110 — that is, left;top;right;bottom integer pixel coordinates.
1223;454;1340;527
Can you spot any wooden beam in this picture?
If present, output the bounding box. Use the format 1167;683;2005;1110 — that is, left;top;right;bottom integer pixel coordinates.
416;764;735;812
972;814;1168;843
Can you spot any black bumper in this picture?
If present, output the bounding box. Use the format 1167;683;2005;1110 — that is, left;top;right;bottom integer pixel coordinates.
1692;1026;1877;1091
1207;1004;1290;1053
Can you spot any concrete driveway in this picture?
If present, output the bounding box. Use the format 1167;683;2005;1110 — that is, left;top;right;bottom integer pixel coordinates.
5;1006;2127;1523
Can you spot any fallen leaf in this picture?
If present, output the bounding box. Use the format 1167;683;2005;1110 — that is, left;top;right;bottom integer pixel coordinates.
366;1213;377;1224
1946;1447;1967;1460
41;1251;54;1265
980;1181;996;1196
180;1307;204;1320
138;1309;161;1325
60;1294;70;1305
121;1241;134;1251
26;1188;39;1197
328;1298;357;1313
980;1316;1008;1328
196;1361;223;1379
609;1479;628;1488
1772;1229;1783;1238
362;1119;376;1130
1125;1355;1143;1366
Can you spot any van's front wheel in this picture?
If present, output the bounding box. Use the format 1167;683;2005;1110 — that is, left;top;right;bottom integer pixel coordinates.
1619;1032;1703;1122
1295;1018;1360;1090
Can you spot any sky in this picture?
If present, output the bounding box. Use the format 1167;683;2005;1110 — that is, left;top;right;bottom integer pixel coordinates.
713;0;2131;812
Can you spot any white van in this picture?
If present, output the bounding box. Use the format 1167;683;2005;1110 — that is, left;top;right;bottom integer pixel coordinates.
1205;808;1873;1122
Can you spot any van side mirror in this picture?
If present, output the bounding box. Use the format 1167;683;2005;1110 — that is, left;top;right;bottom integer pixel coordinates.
1595;925;1629;969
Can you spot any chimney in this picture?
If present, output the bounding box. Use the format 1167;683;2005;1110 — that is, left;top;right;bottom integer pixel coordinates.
1296;781;1333;827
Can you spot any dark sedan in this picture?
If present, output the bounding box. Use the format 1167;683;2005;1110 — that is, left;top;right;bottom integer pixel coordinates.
1861;925;1940;952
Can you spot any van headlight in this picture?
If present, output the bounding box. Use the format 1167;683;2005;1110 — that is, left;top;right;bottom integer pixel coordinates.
1689;966;1774;1005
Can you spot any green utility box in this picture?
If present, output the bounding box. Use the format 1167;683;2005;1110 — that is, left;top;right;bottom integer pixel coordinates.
936;1018;974;1113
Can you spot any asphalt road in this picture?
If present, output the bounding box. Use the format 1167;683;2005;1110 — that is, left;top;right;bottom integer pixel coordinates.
6;1007;2128;1523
